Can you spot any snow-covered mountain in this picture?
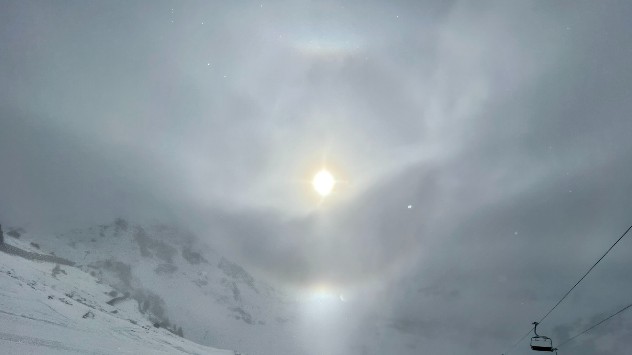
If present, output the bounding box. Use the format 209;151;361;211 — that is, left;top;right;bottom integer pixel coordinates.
11;219;302;355
0;236;234;355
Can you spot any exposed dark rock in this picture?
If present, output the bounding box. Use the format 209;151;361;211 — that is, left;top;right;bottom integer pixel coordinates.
51;264;67;278
221;279;242;302
134;289;170;326
218;257;256;291
182;247;207;265
114;218;129;234
193;278;208;287
154;263;178;274
7;228;24;238
230;307;253;324
133;227;177;263
0;243;74;266
82;311;95;319
91;259;133;289
106;293;129;306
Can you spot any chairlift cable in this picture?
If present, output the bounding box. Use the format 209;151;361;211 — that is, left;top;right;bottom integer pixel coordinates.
503;224;632;354
536;224;632;324
504;327;534;354
556;302;632;349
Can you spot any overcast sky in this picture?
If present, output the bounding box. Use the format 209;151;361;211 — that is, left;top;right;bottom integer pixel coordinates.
2;1;632;354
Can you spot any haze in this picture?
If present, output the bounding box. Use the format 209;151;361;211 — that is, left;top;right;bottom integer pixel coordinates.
2;1;632;354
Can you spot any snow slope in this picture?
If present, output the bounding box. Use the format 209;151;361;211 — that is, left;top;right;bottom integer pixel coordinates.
0;237;235;355
18;220;303;355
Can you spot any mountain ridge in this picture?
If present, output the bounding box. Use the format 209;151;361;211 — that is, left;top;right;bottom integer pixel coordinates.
17;219;301;355
0;236;235;354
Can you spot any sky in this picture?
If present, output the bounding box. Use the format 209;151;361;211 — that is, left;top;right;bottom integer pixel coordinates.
1;0;632;354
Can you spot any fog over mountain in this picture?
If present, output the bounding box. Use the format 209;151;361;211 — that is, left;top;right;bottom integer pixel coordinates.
2;1;632;354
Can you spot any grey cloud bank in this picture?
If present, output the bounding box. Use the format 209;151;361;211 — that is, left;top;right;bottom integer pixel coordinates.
2;1;632;354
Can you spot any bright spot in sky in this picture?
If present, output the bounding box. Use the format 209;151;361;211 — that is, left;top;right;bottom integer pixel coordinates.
305;284;343;304
312;169;335;197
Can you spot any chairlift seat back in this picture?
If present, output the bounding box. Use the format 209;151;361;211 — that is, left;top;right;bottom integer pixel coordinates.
530;336;553;352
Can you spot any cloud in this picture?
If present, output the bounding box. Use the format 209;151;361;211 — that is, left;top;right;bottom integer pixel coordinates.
2;1;632;354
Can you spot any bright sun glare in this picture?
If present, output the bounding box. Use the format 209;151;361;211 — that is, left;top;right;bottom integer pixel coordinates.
312;169;335;197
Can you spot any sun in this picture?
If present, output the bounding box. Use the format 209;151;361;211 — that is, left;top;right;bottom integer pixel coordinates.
312;169;336;197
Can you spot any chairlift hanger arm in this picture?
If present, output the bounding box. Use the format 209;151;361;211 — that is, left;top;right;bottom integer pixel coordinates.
532;322;540;337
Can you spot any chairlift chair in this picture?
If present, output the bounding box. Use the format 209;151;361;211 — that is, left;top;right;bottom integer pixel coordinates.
530;322;557;352
530;336;553;351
